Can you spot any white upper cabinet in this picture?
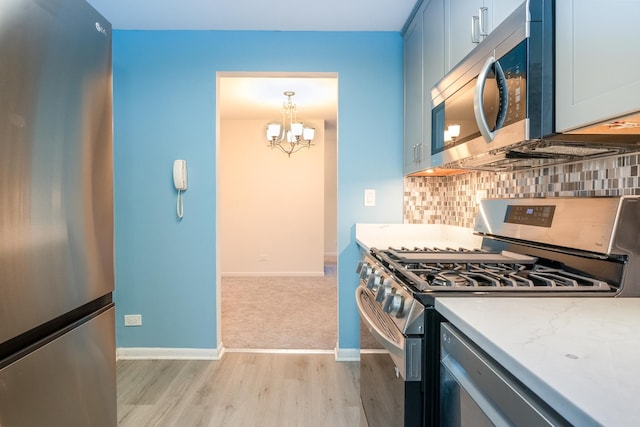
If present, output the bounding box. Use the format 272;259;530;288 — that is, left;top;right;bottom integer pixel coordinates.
556;0;640;132
446;0;521;70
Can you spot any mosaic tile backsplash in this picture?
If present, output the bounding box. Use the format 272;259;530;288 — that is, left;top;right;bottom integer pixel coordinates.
404;153;640;228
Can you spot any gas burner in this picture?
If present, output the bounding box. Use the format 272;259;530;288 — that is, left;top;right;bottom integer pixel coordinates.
370;247;614;293
429;271;468;287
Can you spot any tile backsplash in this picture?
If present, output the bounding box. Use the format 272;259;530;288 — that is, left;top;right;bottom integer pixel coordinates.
405;153;640;228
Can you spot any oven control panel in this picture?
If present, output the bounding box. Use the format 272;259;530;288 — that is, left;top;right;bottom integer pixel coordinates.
504;204;555;227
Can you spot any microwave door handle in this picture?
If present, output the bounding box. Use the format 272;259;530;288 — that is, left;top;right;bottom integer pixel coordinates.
493;60;508;131
473;57;509;142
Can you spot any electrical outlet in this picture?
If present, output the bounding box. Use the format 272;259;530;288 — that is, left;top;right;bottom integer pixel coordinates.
124;314;142;327
259;254;268;262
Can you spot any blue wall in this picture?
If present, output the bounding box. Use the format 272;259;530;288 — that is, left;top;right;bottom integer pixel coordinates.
113;30;404;351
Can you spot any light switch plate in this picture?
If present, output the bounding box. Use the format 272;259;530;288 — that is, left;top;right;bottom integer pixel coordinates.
364;189;376;207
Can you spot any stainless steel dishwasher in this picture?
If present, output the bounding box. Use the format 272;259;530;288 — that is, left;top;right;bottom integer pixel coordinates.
439;323;570;427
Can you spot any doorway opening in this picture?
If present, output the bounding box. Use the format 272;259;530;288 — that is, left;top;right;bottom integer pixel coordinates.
216;72;338;351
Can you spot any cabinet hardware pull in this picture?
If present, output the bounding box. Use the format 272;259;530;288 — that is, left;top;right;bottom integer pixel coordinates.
479;7;489;37
471;16;480;43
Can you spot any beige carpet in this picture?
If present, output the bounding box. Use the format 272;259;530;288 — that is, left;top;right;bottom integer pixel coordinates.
221;265;337;350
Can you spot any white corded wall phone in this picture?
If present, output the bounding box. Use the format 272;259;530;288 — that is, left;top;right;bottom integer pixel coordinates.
173;160;187;218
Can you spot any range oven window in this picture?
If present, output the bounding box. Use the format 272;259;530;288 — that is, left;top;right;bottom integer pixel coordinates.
432;40;528;154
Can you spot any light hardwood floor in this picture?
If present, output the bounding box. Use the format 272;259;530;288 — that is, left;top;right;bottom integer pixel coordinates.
117;352;368;427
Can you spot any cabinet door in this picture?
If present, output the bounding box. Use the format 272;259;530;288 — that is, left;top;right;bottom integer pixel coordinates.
404;14;424;173
422;0;446;170
446;0;521;71
556;0;640;132
490;0;521;31
447;0;482;70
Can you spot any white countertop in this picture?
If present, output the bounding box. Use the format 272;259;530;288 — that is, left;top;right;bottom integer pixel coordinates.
355;223;481;252
435;297;640;426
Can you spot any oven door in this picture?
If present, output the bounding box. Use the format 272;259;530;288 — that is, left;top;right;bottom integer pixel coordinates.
356;287;423;427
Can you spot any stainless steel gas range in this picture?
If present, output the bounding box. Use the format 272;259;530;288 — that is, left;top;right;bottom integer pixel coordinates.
356;196;640;427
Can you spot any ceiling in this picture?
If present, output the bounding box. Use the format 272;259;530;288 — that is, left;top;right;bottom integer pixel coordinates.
219;73;338;124
86;0;415;127
86;0;417;31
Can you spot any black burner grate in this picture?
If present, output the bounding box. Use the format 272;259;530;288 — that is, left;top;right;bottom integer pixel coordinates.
372;247;612;293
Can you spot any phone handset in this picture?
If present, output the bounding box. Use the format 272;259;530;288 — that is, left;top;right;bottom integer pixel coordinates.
173;160;187;218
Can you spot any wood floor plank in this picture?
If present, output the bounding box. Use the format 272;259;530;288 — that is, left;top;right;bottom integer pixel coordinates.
117;352;367;426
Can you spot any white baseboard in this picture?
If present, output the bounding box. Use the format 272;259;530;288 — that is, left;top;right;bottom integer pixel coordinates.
116;345;224;361
221;271;324;277
334;347;360;361
116;346;361;362
224;348;335;355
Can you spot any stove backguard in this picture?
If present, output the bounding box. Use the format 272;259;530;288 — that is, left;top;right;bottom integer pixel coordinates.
474;197;640;256
475;196;640;296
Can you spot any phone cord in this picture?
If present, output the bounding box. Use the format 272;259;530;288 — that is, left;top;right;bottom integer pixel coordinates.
177;190;184;219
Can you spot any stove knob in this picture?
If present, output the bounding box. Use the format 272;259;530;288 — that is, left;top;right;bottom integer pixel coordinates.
384;293;405;317
355;260;366;274
366;271;383;291
359;263;373;281
375;283;394;303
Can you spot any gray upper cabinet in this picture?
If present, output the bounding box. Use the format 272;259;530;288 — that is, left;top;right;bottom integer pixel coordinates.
445;0;521;71
446;0;487;70
556;0;640;132
403;0;519;175
490;0;522;29
404;11;424;174
404;0;446;175
422;0;446;169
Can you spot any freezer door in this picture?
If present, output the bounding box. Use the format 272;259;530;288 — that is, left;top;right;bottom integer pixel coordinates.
0;306;116;427
0;0;114;342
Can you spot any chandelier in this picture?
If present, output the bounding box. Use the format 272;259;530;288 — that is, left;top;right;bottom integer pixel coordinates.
266;91;316;157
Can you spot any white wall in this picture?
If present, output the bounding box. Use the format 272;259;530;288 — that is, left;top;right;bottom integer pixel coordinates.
220;119;325;276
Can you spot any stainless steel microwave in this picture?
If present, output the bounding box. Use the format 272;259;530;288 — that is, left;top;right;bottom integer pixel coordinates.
430;0;639;171
430;1;553;170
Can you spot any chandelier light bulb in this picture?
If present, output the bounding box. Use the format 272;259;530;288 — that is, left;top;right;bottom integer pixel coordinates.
290;122;304;137
303;127;315;142
266;123;281;141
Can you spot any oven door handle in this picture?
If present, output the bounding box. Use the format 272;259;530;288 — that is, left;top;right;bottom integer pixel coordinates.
355;287;403;354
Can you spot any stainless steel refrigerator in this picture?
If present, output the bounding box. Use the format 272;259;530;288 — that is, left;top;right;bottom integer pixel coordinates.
0;0;116;425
